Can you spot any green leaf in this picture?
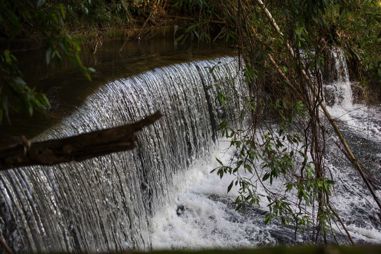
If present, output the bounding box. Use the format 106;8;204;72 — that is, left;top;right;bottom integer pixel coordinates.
46;48;52;65
264;214;272;224
2;96;10;123
28;103;34;116
286;183;293;191
3;50;13;64
244;164;252;173
262;172;270;181
37;0;46;8
13;77;26;87
216;158;224;165
227;180;234;193
40;94;51;108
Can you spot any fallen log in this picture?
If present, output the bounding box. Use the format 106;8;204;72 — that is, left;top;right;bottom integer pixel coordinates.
0;111;162;170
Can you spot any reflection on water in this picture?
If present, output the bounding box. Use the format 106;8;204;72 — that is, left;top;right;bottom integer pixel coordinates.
1;38;233;138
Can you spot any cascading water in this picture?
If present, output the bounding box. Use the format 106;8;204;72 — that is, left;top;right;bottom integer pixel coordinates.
150;49;381;249
0;57;244;252
326;48;381;142
329;48;353;108
324;48;381;242
1;50;380;252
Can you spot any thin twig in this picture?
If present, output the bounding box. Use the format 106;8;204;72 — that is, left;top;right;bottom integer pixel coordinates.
254;0;381;215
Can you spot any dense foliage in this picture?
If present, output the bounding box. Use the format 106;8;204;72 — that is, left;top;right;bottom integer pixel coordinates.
0;0;163;122
1;1;379;122
173;0;380;243
0;0;380;244
172;0;380;87
0;1;86;122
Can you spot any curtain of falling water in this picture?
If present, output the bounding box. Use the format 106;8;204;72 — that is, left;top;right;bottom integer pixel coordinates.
0;57;244;253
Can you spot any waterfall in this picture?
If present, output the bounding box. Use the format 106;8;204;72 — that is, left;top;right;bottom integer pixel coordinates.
150;50;381;248
0;57;244;252
2;50;380;252
324;48;354;109
330;48;353;109
322;49;381;242
326;48;381;142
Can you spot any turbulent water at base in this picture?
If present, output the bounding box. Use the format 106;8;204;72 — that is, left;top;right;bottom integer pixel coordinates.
326;48;381;142
150;49;381;249
0;57;244;252
325;48;381;241
1;51;381;253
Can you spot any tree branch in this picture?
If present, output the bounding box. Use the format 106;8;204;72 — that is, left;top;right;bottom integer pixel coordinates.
0;111;162;170
253;0;381;217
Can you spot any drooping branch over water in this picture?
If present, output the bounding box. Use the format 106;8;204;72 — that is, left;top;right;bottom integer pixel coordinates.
254;0;381;214
210;0;381;243
0;0;380;250
0;111;162;170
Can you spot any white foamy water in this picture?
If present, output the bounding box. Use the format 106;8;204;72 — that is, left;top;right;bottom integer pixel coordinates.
150;137;381;248
150;49;381;249
328;104;381;142
151;140;278;249
324;49;381;242
326;48;381;142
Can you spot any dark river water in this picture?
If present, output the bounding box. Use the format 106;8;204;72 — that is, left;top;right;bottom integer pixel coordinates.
1;38;232;138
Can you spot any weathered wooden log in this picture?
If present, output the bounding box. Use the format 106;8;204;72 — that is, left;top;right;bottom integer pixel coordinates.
0;111;162;170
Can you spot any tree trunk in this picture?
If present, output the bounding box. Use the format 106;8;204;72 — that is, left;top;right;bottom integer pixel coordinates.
0;111;162;171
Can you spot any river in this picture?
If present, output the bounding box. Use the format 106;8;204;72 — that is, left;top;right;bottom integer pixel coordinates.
0;44;380;252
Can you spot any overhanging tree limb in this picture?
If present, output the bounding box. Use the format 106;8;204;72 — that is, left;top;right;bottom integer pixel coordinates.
264;52;354;243
253;0;381;214
0;111;162;170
